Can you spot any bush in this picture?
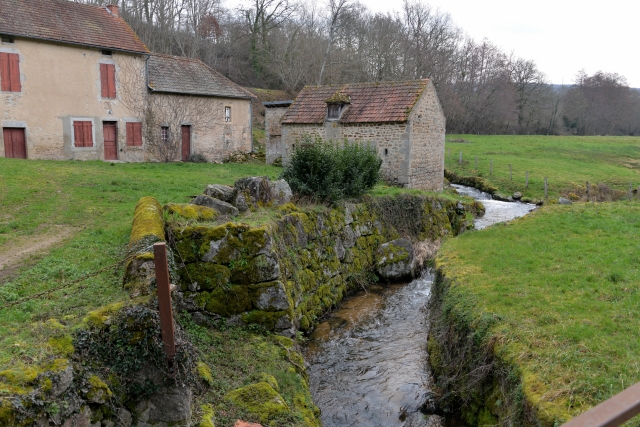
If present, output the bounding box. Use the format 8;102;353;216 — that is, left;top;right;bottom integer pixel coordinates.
280;135;382;202
187;152;208;163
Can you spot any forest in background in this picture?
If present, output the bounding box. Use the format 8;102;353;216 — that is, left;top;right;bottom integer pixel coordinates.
80;0;640;136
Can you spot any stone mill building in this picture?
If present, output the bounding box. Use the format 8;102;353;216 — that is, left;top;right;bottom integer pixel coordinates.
265;79;445;191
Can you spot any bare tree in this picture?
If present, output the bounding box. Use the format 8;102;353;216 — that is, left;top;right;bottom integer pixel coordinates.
317;0;352;85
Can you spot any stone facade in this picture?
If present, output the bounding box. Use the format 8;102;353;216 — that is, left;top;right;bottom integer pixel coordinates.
264;103;291;164
279;80;445;191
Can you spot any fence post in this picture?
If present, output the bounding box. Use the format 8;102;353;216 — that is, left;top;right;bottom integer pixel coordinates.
526;171;529;189
544;177;548;199
586;181;590;201
154;242;176;360
459;151;462;165
509;164;512;181
490;159;493;176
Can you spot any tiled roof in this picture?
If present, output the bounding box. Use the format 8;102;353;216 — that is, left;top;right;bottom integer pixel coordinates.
281;79;429;124
0;0;148;53
147;54;254;99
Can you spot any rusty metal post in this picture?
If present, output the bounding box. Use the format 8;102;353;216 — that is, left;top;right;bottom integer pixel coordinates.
154;242;176;360
561;382;640;427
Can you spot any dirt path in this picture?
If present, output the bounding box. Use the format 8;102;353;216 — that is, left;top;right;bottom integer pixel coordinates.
0;225;78;281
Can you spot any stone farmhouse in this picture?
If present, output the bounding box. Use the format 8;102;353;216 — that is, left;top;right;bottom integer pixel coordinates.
0;0;253;162
267;79;445;191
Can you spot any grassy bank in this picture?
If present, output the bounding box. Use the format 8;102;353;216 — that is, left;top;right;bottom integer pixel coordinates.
445;135;640;200
433;201;640;424
0;158;280;369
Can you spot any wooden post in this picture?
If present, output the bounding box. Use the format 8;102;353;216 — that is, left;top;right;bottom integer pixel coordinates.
475;156;478;171
509;164;512;181
490;159;493;176
586;181;590;201
544;177;548;199
154;242;176;360
459;151;462;165
526;171;529;189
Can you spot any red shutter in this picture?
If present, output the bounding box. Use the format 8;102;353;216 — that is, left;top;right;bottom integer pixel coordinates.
107;64;116;98
134;123;142;146
126;122;133;146
100;63;108;98
8;54;20;92
83;121;93;147
73;121;83;147
0;53;10;92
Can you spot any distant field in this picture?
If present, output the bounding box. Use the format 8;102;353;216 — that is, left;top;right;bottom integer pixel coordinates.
436;201;640;424
445;135;640;200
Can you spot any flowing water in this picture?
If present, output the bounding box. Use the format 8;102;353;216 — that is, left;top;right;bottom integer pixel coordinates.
304;185;537;427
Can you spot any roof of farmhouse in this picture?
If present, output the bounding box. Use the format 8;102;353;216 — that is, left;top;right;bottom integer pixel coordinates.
147;54;255;99
0;0;149;53
281;79;430;124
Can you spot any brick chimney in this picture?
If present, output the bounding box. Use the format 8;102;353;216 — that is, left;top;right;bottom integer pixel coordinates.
106;4;119;17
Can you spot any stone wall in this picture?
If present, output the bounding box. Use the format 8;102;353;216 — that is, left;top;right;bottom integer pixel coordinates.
407;80;446;191
265;106;289;164
167;195;479;336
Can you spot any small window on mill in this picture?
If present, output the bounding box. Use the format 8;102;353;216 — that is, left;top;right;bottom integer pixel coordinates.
225;106;231;122
1;35;14;44
384;148;389;156
327;104;342;120
102;50;112;56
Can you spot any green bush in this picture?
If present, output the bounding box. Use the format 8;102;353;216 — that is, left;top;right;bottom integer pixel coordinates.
280;135;382;202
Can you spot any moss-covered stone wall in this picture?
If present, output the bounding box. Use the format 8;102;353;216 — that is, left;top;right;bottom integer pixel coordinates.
169;194;482;335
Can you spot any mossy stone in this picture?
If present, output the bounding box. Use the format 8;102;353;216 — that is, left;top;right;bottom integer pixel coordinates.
182;263;231;291
196;362;214;387
86;375;112;404
129;196;165;246
241;310;288;329
48;335;74;357
199;404;215;427
260;373;279;392
165;203;218;221
204;285;251;317
224;381;289;424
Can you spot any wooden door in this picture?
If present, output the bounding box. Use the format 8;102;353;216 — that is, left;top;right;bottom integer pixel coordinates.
2;128;26;159
103;122;118;160
181;125;191;161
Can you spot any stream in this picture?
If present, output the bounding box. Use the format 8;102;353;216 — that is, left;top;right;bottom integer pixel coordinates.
303;185;537;427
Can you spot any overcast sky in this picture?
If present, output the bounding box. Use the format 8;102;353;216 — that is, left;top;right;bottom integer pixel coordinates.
364;0;640;87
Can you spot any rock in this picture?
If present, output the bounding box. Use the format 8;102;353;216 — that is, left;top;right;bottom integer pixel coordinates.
558;197;572;205
234;192;249;213
455;201;464;212
233;176;272;211
204;184;234;202
191;194;239;217
507;196;514;202
254;282;290;311
114;408;132;427
52;363;74;397
224;382;289;424
375;238;415;282
62;407;91;427
231;254;280;285
513;192;522;200
269;180;293;206
344;203;356;225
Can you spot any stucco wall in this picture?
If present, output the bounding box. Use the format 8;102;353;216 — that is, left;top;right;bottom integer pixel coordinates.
0;38;251;162
407;81;446;191
265;106;289;164
0;38;146;161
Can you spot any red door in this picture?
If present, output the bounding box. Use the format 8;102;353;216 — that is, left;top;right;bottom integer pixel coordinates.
181;125;191;161
3;128;26;159
103;122;118;160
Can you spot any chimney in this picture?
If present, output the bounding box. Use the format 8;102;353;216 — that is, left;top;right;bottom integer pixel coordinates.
106;4;119;17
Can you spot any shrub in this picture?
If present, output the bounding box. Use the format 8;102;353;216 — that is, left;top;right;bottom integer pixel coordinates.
280;135;382;202
187;152;208;163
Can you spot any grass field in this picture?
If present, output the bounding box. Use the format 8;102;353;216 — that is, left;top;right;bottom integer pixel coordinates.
0;159;280;369
445;135;640;200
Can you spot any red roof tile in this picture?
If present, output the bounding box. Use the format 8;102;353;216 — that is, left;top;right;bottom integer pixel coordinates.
281;80;429;124
0;0;148;53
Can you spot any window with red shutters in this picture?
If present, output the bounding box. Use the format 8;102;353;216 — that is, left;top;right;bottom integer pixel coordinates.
126;122;142;146
0;52;21;92
100;63;116;98
73;121;94;147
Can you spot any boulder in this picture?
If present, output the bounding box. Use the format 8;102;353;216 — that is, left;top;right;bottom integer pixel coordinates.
204;184;235;202
233;177;293;211
513;192;522;200
375;238;415;282
253;282;290;311
191;194;239;217
558;197;572;205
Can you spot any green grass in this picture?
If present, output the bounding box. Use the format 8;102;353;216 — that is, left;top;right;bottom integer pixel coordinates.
436;201;640;423
0;158;279;369
445;135;640;200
